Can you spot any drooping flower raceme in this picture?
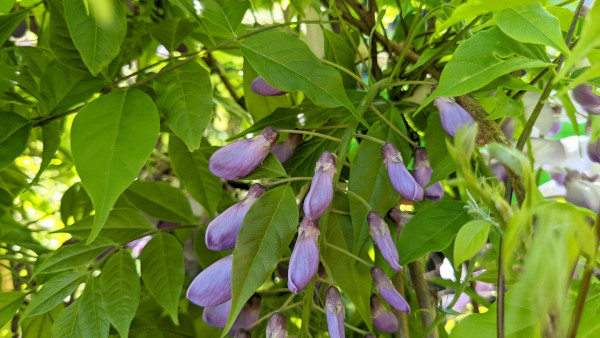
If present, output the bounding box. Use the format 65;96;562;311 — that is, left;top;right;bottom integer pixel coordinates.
272;134;302;163
413;147;444;201
266;313;287;338
368;211;402;271
187;254;233;307
251;76;287;96
205;184;266;251
382;143;423;201
371;266;410;313
209;126;279;180
288;218;320;294
433;97;475;137
572;84;600;115
371;295;399;333
304;151;337;220
325;286;345;338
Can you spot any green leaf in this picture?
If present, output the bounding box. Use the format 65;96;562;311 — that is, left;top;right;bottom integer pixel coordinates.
101;250;140;338
0;10;28;46
76;276;110;338
349;112;410;254
0;0;14;15
139;233;184;325
421;27;553;109
155;61;213;151
226;185;299;334
559;1;600;81
323;29;358;88
51;299;82;337
242;60;291;121
57;208;153;244
29;121;61;187
47;0;87;71
438;0;541;31
495;3;569;55
24;271;88;318
124;181;194;223
241;152;287;179
150;18;198;52
486;89;524;120
169;136;222;216
21;306;62;338
71;89;160;243
199;0;240;36
397;201;471;265
0;111;32;172
453;220;490;268
63;0;127;75
35;237;113;274
60;182;94;226
0;291;26;327
240;31;367;126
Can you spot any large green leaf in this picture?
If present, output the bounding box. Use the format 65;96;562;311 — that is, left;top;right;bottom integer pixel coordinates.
63;0;127;75
155;61;213;151
225;185;299;334
240;31;366;126
199;0;241;36
323;29;358;88
0;10;28;46
58;208;153;244
60;182;94;226
0;111;32;172
124;181;194;223
438;0;541;31
559;1;600;81
453;220;490;268
397;201;471;265
495;3;569;55
321;193;373;330
150;18;198;52
71;89;160;243
76;276;110;338
51;299;82;337
169;136;222;216
349;111;410;254
0;0;14;14
139;233;184;325
24;271;88;318
47;0;87;70
35;237;113;274
21;306;62;338
0;292;27;327
421;27;553;109
101;250;140;337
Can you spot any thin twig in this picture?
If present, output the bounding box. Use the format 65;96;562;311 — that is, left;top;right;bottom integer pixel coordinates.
322;242;373;268
336;187;372;211
408;260;438;338
265;177;313;188
277;129;342;143
369;104;419;148
353;133;386;145
321;58;369;89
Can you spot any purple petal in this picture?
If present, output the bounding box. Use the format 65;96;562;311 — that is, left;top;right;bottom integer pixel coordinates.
206;184;266;250
424;182;444;201
413;147;433;187
368;211;402;271
288;218;320;293
572;85;600;115
371;295;399;333
325;287;345;338
382;143;423;201
202;299;231;328
267;313;287;338
187;255;232;307
272;134;302;163
209;127;279;180
303;152;336;220
202;295;261;335
434;97;475;137
251;76;287;96
371;266;410;313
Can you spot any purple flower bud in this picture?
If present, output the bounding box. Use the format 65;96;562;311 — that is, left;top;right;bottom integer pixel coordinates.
433;97;475;137
234;329;251;338
202;295;261;335
206;184;267;250
368;211;402;271
413;147;444;201
202;299;231;329
371;266;410;313
382;143;423;201
304;151;337;220
187;254;232;307
251;76;287;96
209;127;280;180
266;313;287;338
325;286;345;338
272;134;302;163
588;138;600;163
572;85;600;115
371;295;399;333
288;218;320;293
157;221;179;229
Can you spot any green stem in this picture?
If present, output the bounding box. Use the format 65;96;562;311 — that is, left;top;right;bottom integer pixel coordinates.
336;187;372;211
369;104;418;148
266;177;313;187
381;80;434;89
311;305;369;335
353;133;386;145
0;255;34;265
251;301;303;328
322;242;373;268
307;124;351;130
320;59;369;89
0;262;33;288
277;129;342;143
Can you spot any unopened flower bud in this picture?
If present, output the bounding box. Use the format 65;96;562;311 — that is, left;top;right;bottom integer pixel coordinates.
368;211;402;271
413;147;444;201
202;295;261;335
371;266;410;313
206;184;267;250
325;286;345;338
382;143;423;201
272;134;302;163
572;85;600;115
371;295;399;333
267;313;287;338
304;151;336;220
187;254;232;307
251;76;287;96
433;97;475;137
288;218;320;293
209;127;280;180
588;138;600;163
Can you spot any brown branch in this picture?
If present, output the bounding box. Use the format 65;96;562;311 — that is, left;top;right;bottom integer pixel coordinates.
202;52;241;103
408;261;438;338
